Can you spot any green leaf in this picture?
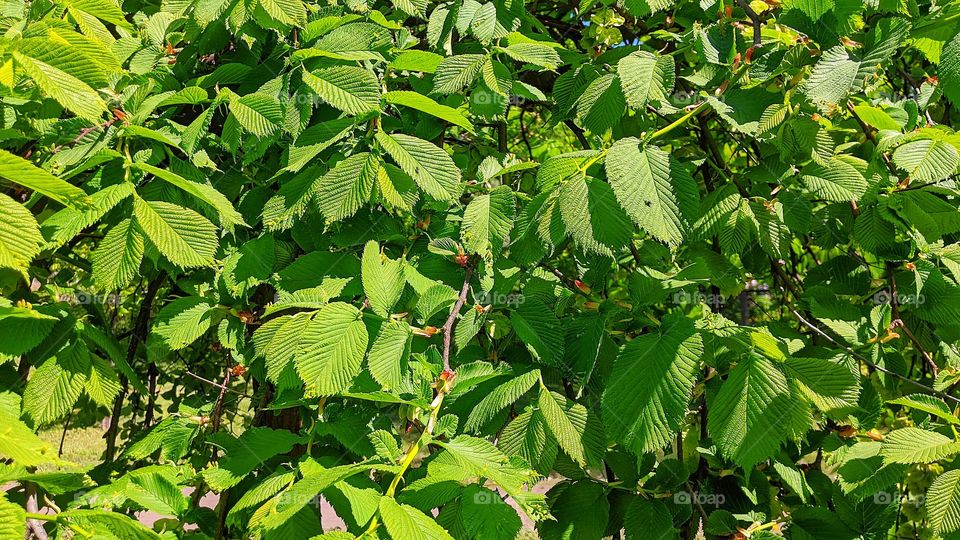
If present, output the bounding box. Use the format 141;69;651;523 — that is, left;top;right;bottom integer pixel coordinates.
0;410;60;466
708;353;805;469
295;302;369;396
0;494;26;539
0;150;89;207
538;387;593;467
229;93;283;137
783;357;860;413
42;183;134;248
13;51;107;123
203;428;303;490
601;316;702;455
461;185;515;256
606;140;699;246
888;394;960;424
928;469;960;536
892;139;959;183
433;54;488;94
617;51;674;109
61;509;162;540
464;369;540;432
91;218;145;291
498;43;561;69
379;496;455;540
316;153;379;222
538;481;609;540
880;427;960;464
131;163;245;229
367;321;411;389
151;297;217;351
940;32;960;108
361;240;406;316
0;193;43;277
384;90;474;132
510;299;564;366
575;73;625;134
800;156;868;202
85;355;121;409
375;132;461;200
303;66;381;116
623;498;676;540
257;0;306;27
23;344;90;427
133;197;218;268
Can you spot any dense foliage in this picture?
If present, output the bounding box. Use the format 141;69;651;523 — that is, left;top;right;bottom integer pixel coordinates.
3;0;960;537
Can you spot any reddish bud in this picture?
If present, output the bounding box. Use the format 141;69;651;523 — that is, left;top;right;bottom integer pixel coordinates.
455;253;469;267
230;365;247;377
724;5;732;17
237;311;257;324
905;262;916;271
573;280;591;294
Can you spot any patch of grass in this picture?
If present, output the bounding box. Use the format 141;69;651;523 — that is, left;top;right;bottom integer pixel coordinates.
38;424;105;470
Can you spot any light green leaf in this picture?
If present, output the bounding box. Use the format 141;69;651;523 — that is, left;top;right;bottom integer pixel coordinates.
303;66;381;116
295;302;369;396
928;470;960;536
617;51;674;109
605;140;699;246
91;218;145;291
384;90;474;132
13;51;107;123
229;93;283;137
375;132;461;200
367;321;411;389
0;150;90;207
0;193;43;277
461;185;515;256
881;427;960;464
433;54;488;94
361;240;405;316
379;496;455;540
133;197;218;268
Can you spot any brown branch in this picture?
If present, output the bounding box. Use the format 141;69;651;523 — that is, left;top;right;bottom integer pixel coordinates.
736;0;762;46
104;272;166;461
564;120;590;150
887;263;937;376
25;482;48;540
441;265;474;371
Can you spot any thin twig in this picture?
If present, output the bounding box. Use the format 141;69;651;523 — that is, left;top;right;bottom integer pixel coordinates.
184;370;246;396
441;265;474;371
887;262;937;376
786;305;959;404
519;109;534;158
